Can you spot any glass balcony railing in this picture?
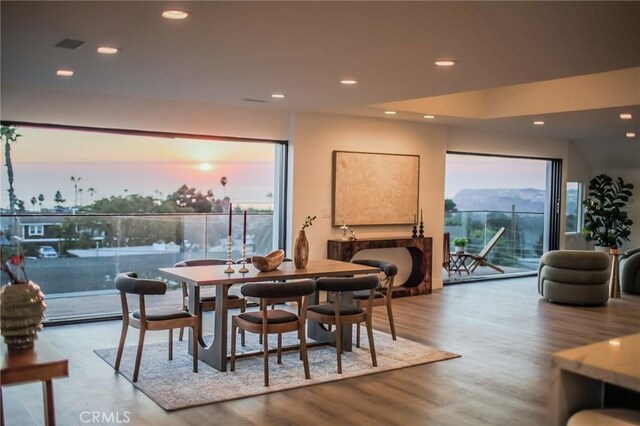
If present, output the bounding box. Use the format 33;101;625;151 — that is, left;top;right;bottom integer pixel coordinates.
444;210;544;274
1;213;276;322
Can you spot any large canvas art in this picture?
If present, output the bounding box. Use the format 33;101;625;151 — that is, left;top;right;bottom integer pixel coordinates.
332;151;419;226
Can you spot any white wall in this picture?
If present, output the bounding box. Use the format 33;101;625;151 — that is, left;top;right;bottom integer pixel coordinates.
289;112;448;289
594;168;640;250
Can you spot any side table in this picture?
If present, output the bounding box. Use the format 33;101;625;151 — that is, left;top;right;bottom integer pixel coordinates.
1;337;69;426
449;252;472;275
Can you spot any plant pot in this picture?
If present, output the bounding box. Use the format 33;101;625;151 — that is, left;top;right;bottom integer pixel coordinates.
0;281;46;351
294;229;309;269
455;246;465;254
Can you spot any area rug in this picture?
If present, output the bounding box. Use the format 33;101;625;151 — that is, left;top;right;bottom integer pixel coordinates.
95;330;459;411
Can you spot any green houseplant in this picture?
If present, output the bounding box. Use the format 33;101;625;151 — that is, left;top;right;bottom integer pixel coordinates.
453;237;469;253
582;174;634;249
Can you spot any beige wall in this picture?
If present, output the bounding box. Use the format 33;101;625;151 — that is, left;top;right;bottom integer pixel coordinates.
289;112;448;289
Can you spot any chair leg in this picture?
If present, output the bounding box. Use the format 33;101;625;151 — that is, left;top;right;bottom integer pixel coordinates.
168;329;173;361
263;332;270;387
230;320;237;372
277;333;283;364
336;320;342;374
366;318;377;367
192;323;198;373
240;301;246;347
132;328;146;382
356;322;361;348
386;299;396;340
178;327;184;342
114;320;128;372
299;323;310;380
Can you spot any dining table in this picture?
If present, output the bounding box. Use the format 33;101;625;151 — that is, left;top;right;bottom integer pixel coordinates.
159;259;381;371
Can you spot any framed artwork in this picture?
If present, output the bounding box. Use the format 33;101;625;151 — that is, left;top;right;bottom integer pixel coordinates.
332;150;420;226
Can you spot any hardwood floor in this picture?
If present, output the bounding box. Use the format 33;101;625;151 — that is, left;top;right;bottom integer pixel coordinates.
3;276;639;425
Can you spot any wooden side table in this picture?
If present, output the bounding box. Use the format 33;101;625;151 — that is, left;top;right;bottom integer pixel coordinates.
1;337;69;426
449;252;472;275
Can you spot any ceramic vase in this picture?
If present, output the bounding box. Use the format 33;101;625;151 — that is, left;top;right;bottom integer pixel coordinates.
0;281;46;351
294;229;309;269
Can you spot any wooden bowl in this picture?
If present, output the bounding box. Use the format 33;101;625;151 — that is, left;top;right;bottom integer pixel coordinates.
251;249;285;272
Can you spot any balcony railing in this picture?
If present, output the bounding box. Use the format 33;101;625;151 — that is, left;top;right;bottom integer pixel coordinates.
1;213;275;322
445;210;544;272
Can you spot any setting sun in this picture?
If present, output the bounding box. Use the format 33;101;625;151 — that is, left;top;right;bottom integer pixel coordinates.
198;162;212;171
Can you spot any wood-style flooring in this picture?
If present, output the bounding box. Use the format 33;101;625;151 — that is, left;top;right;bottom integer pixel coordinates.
2;276;639;425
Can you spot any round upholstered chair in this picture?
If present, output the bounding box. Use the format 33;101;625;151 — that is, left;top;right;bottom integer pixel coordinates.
538;250;611;305
620;247;640;294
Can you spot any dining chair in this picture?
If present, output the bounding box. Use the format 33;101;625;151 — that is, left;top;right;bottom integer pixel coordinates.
307;275;379;374
230;279;316;387
174;259;247;346
350;259;399;343
114;272;198;382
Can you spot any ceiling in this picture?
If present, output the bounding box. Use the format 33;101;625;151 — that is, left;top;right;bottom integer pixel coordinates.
1;1;639;167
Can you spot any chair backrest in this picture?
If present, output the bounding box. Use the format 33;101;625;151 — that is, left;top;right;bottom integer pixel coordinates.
351;259;398;289
114;272;166;295
174;258;227;268
443;233;451;264
241;279;316;300
315;275;379;292
477;227;506;258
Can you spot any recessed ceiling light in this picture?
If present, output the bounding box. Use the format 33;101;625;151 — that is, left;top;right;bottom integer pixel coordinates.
423;115;435;119
56;69;74;77
385;111;396;115
340;80;358;85
271;93;286;99
627;132;636;138
620;113;633;120
533;121;544;126
162;10;189;20
435;60;457;67
97;46;119;55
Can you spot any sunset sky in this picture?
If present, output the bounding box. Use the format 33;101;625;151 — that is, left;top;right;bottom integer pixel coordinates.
445;154;547;198
1;127;276;209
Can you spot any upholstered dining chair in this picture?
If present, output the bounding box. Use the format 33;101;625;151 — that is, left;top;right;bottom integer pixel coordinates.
114;272;198;382
350;259;399;344
230;279;316;387
307;275;379;374
174;259;247;345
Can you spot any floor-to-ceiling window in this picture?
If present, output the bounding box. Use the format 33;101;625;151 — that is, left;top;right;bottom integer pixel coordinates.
444;152;561;283
0;123;287;321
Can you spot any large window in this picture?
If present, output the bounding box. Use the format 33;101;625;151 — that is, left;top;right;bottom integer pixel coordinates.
0;124;287;322
565;182;582;234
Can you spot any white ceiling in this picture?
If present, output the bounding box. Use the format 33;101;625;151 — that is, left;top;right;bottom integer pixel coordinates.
1;1;639;167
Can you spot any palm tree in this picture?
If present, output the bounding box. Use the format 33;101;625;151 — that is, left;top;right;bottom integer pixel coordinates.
87;187;96;204
1;125;20;214
38;194;44;211
70;176;81;207
30;196;37;210
220;176;228;198
54;190;66;209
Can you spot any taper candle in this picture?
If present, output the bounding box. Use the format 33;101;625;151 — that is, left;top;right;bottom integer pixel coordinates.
420;209;423;222
228;203;233;236
243;210;247;244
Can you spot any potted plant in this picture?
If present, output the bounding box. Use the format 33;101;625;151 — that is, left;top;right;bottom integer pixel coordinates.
582;174;634;250
453;237;469;254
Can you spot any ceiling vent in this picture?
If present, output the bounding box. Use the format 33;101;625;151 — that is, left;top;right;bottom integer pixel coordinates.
242;98;267;103
55;39;85;49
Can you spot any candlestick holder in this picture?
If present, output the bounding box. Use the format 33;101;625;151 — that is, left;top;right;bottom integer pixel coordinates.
412;224;418;238
418;221;424;238
239;243;249;273
224;236;235;273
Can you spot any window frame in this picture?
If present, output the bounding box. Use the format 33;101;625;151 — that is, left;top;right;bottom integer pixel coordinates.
28;224;44;236
565;181;582;235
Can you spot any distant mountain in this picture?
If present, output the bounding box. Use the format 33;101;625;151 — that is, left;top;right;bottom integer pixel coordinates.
452;188;545;213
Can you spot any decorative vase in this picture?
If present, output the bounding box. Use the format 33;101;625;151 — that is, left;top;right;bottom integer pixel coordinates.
455;246;465;254
0;281;46;351
294;229;309;269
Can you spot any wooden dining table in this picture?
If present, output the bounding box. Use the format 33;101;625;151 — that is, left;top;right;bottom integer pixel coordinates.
159;259;380;371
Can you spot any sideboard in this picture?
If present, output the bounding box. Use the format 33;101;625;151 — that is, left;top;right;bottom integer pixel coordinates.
327;236;432;296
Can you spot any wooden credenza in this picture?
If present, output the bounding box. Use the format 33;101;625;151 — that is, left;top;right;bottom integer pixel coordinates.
327;237;432;296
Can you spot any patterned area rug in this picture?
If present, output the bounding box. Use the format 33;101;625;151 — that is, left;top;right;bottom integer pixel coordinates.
95;330;459;411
